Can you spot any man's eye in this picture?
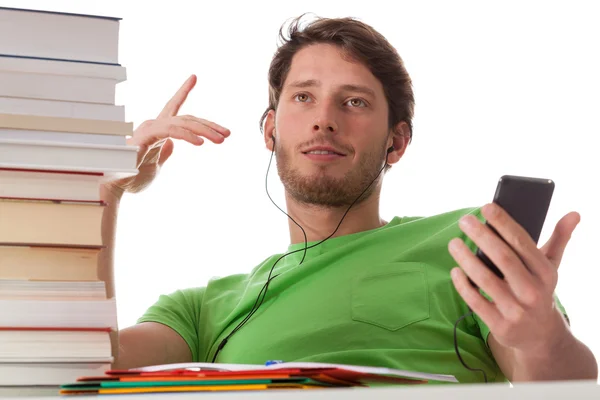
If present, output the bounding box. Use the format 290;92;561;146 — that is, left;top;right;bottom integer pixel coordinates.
346;98;366;107
295;93;310;102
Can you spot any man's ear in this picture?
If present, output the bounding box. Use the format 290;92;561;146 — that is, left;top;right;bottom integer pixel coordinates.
264;109;276;152
386;121;410;165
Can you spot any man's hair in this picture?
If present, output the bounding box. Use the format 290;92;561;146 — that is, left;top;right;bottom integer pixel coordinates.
259;14;415;143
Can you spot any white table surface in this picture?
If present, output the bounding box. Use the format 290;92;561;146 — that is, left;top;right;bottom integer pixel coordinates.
1;380;599;399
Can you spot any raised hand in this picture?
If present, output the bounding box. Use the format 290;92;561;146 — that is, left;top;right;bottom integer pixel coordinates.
105;74;230;197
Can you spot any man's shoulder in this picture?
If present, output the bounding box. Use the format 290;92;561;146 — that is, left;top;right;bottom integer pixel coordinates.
395;206;484;229
372;206;485;254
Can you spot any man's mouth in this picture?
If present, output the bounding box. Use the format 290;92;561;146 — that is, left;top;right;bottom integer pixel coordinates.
302;146;346;161
304;150;342;155
302;146;346;156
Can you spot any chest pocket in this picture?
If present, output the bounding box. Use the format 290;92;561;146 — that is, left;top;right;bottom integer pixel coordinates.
351;263;430;331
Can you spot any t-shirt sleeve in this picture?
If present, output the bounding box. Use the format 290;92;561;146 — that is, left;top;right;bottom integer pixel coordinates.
461;208;570;346
136;287;205;362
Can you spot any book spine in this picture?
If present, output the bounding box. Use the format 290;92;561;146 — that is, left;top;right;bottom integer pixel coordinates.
0;113;132;135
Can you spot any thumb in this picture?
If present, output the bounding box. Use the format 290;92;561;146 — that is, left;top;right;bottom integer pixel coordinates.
158;138;174;167
540;211;581;267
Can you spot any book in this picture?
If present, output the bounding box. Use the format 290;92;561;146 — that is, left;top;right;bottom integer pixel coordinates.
0;280;107;300
0;330;112;363
0;198;105;246
0;298;117;329
0;54;126;81
0;97;125;122
0;386;61;396
0;113;132;136
0;139;138;175
0;245;101;281
0;362;110;386
0;168;104;202
0;70;117;104
0;7;121;65
0;129;126;146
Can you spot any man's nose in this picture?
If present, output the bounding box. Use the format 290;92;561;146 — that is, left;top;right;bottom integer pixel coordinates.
312;103;339;134
312;121;337;134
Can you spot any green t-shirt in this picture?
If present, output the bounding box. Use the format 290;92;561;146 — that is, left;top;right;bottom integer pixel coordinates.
137;206;568;384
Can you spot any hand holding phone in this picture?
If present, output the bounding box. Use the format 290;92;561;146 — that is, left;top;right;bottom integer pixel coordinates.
449;175;588;367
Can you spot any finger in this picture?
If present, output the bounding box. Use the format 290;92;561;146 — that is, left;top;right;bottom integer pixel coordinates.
180;115;231;137
480;204;551;278
158;138;174;167
158;74;197;119
540;212;580;268
172;117;226;144
134;119;205;147
458;214;536;293
448;238;521;315
451;267;503;331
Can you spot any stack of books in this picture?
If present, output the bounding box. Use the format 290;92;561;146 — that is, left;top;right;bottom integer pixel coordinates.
0;6;137;387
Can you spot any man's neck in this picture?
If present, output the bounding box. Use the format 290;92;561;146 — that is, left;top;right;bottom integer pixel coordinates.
285;191;388;245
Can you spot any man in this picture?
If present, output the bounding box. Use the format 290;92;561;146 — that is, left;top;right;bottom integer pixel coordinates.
100;15;597;383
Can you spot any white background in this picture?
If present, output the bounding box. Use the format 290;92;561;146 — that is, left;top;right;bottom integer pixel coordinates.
5;0;600;367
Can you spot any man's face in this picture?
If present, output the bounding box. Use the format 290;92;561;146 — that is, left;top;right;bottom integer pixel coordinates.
271;43;391;208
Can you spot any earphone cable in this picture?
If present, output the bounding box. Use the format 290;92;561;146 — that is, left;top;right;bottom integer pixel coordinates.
453;310;488;383
264;148;309;265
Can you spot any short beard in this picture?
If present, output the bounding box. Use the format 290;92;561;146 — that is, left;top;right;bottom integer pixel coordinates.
276;144;387;208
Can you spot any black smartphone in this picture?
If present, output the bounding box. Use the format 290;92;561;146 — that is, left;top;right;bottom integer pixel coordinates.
470;175;555;287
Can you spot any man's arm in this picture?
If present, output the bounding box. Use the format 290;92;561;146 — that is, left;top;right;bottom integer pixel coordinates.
97;183;121;364
97;76;229;369
489;310;598;381
99;184;192;369
113;322;192;370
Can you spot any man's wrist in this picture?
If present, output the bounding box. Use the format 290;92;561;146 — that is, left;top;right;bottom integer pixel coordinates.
515;308;572;362
101;182;125;204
